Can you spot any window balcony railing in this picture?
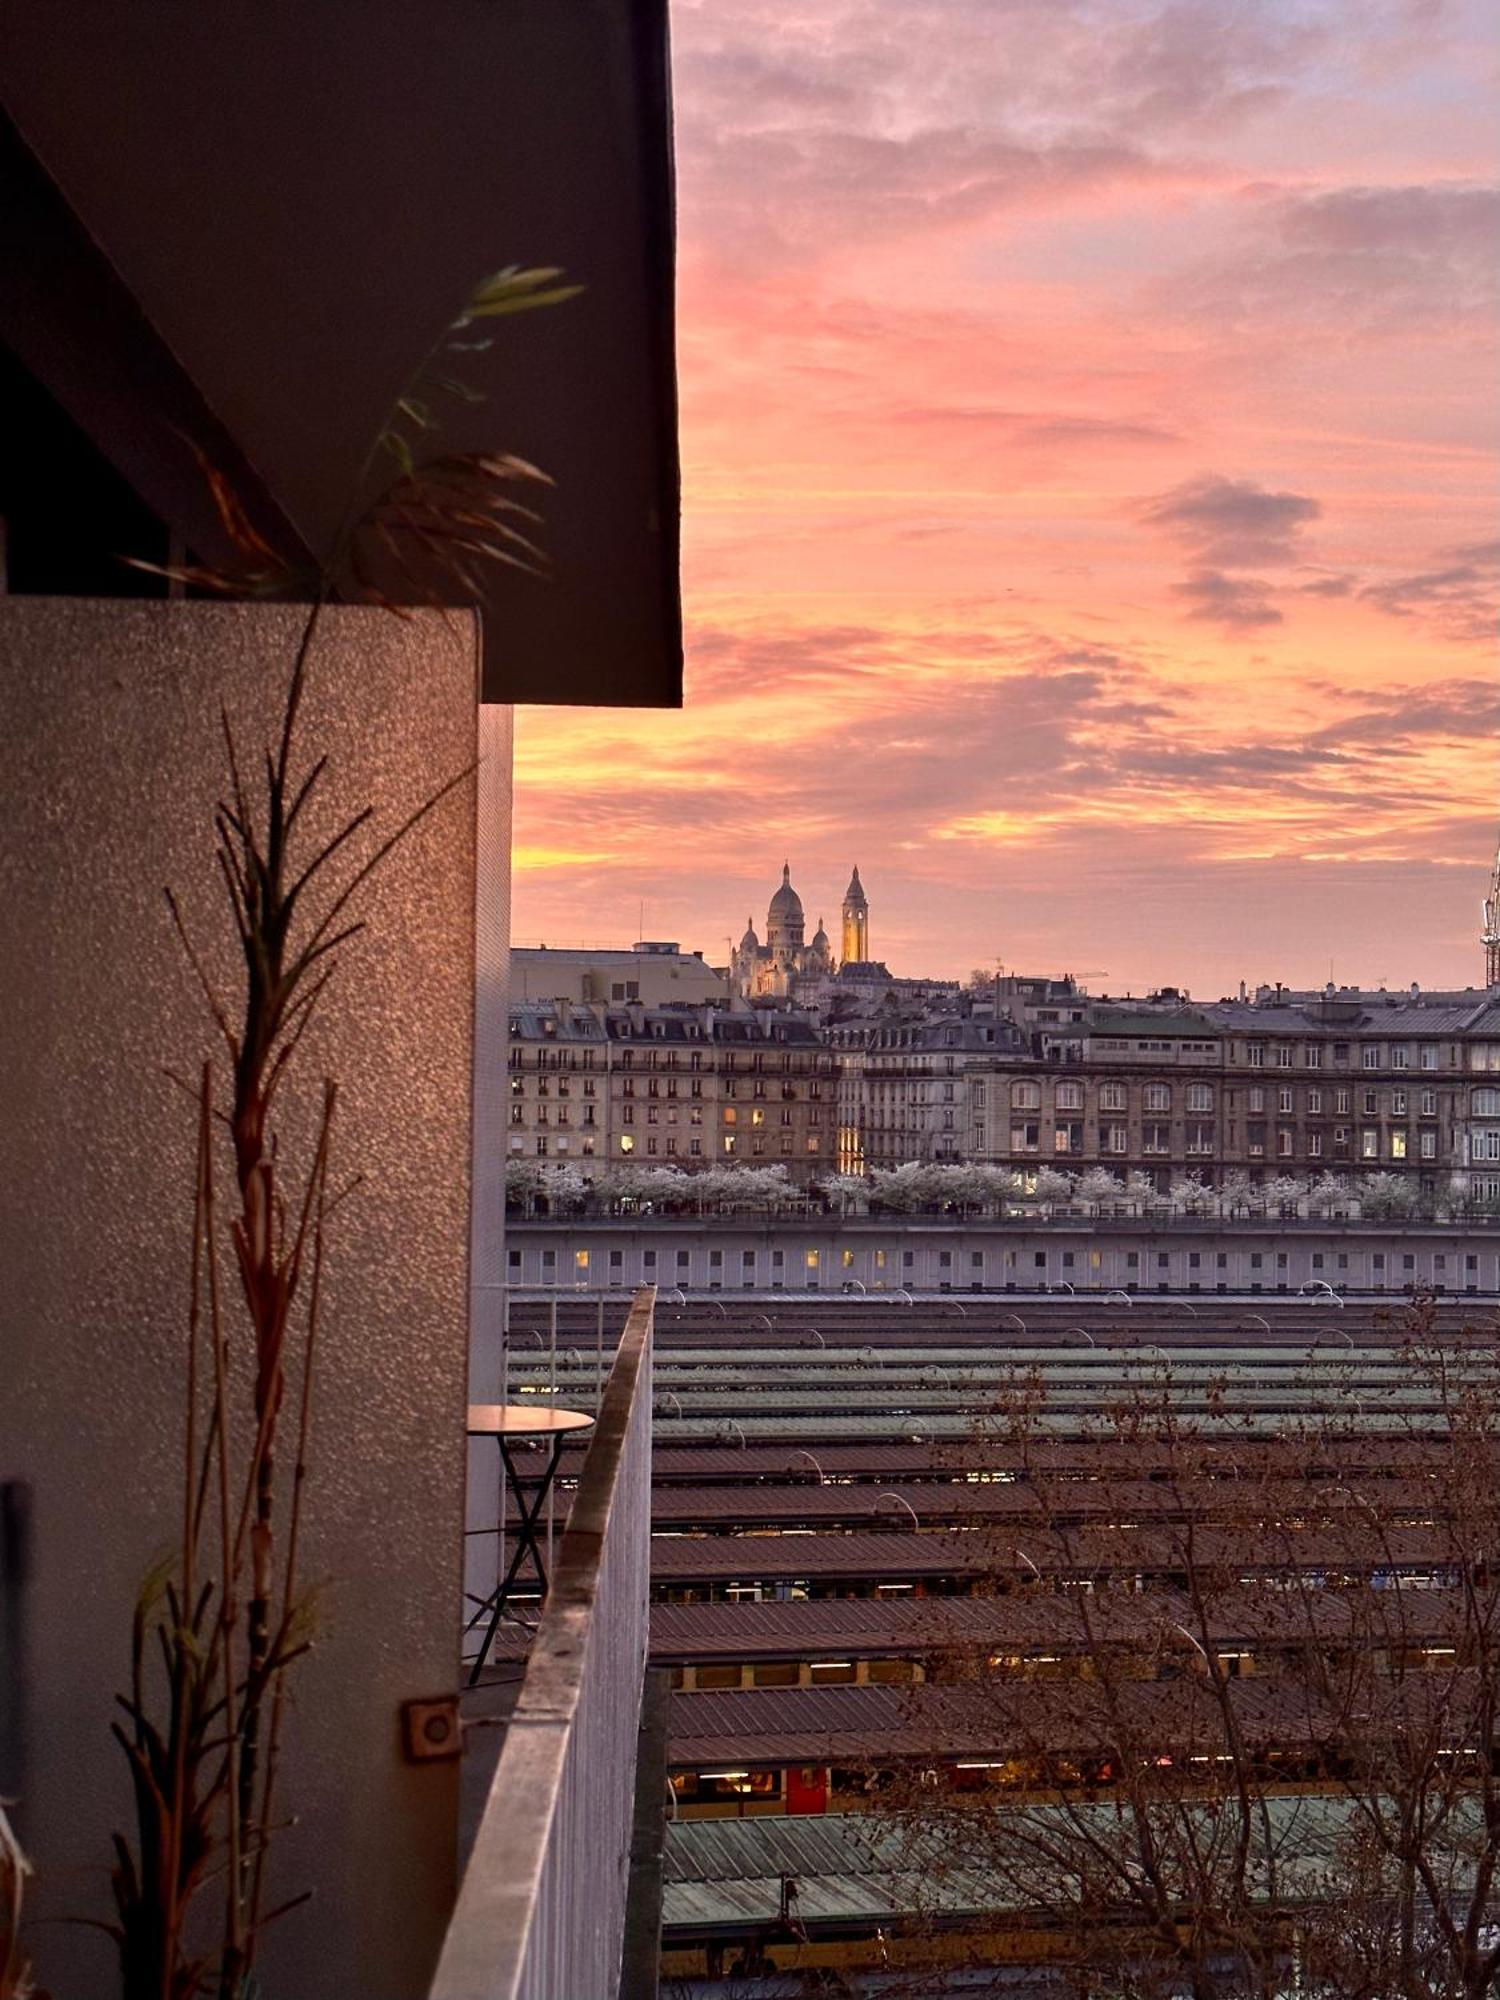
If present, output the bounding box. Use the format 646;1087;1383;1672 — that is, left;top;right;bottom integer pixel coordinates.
430;1286;654;2000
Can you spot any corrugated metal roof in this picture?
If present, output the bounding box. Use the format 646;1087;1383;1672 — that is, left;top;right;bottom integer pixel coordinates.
661;1794;1489;1931
666;1668;1462;1766
647;1434;1464;1480
642;1359;1443;1380
651;1519;1463;1580
650;1584;1470;1661
520;1341;1434;1376
651;1528;991;1579
640;1469;1455;1527
649;1409;1449;1441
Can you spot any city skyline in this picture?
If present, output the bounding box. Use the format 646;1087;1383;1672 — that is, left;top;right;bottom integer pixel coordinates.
511;849;1500;1000
514;0;1498;995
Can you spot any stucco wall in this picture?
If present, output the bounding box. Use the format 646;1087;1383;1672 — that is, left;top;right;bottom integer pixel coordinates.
0;599;486;1997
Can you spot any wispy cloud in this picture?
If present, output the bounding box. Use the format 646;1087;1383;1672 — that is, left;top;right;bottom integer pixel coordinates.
1361;539;1500;646
1170;569;1284;629
1141;474;1322;567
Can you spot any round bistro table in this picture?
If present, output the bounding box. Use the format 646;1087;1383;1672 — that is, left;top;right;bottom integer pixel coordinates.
464;1402;595;1685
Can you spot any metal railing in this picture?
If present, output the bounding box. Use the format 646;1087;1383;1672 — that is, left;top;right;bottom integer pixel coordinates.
431;1287;654;2000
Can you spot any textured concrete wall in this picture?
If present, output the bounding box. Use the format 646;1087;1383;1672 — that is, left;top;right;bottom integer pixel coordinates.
0;600;486;1998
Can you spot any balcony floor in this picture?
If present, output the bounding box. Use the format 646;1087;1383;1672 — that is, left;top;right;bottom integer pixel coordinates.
458;1656;529;1867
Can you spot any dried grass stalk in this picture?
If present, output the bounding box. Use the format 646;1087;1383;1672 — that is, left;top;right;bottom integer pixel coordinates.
104;260;573;2000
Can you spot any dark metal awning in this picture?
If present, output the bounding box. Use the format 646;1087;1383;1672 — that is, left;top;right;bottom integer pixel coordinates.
0;0;680;707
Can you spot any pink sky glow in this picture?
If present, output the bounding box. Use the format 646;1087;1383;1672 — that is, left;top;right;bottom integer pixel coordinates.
514;0;1499;999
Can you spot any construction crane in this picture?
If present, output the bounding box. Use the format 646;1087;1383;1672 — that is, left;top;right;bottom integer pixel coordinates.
1484;833;1500;988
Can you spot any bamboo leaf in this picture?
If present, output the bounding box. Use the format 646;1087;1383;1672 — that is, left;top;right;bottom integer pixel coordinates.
464;283;584;319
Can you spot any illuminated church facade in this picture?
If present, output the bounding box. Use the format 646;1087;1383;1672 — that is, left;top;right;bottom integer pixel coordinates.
730;863;872;1000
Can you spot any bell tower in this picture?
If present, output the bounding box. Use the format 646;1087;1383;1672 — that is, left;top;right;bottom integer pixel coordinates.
841;865;869;965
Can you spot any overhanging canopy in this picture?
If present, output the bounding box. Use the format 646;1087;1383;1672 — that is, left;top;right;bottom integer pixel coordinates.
1;1;681;707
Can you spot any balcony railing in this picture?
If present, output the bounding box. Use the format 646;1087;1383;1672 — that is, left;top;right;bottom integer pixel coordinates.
430;1286;654;2000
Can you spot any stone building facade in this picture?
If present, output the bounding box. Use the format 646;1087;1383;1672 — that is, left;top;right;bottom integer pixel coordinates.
506;999;838;1180
507;951;1500;1201
964;993;1500;1199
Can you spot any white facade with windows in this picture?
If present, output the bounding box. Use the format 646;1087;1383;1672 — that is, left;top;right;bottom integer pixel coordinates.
509;1218;1500;1298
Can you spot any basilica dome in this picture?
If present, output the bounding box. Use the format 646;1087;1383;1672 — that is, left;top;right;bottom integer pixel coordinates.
768;862;803;923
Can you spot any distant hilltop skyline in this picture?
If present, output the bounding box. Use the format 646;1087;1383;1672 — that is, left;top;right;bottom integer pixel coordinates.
512;0;1496;1003
513;830;1500;1002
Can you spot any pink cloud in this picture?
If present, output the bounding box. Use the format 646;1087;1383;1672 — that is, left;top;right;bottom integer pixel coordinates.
515;0;1500;994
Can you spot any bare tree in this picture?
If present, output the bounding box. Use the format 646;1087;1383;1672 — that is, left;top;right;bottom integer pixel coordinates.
881;1307;1500;1998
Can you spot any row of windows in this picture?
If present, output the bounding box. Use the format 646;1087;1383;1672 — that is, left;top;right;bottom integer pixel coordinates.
1249;1086;1443;1117
998;1122;1443;1162
1007;1081;1477;1117
518;1243;1490;1277
723;1107;817;1126
515;1103;831;1133
720;1135;822;1156
507;1040;836;1075
1005;1083;1468;1119
1012;1081;1216;1112
1240;1042;1458;1070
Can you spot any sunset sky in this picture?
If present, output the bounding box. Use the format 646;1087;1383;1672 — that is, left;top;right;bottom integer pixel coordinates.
513;0;1498;998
